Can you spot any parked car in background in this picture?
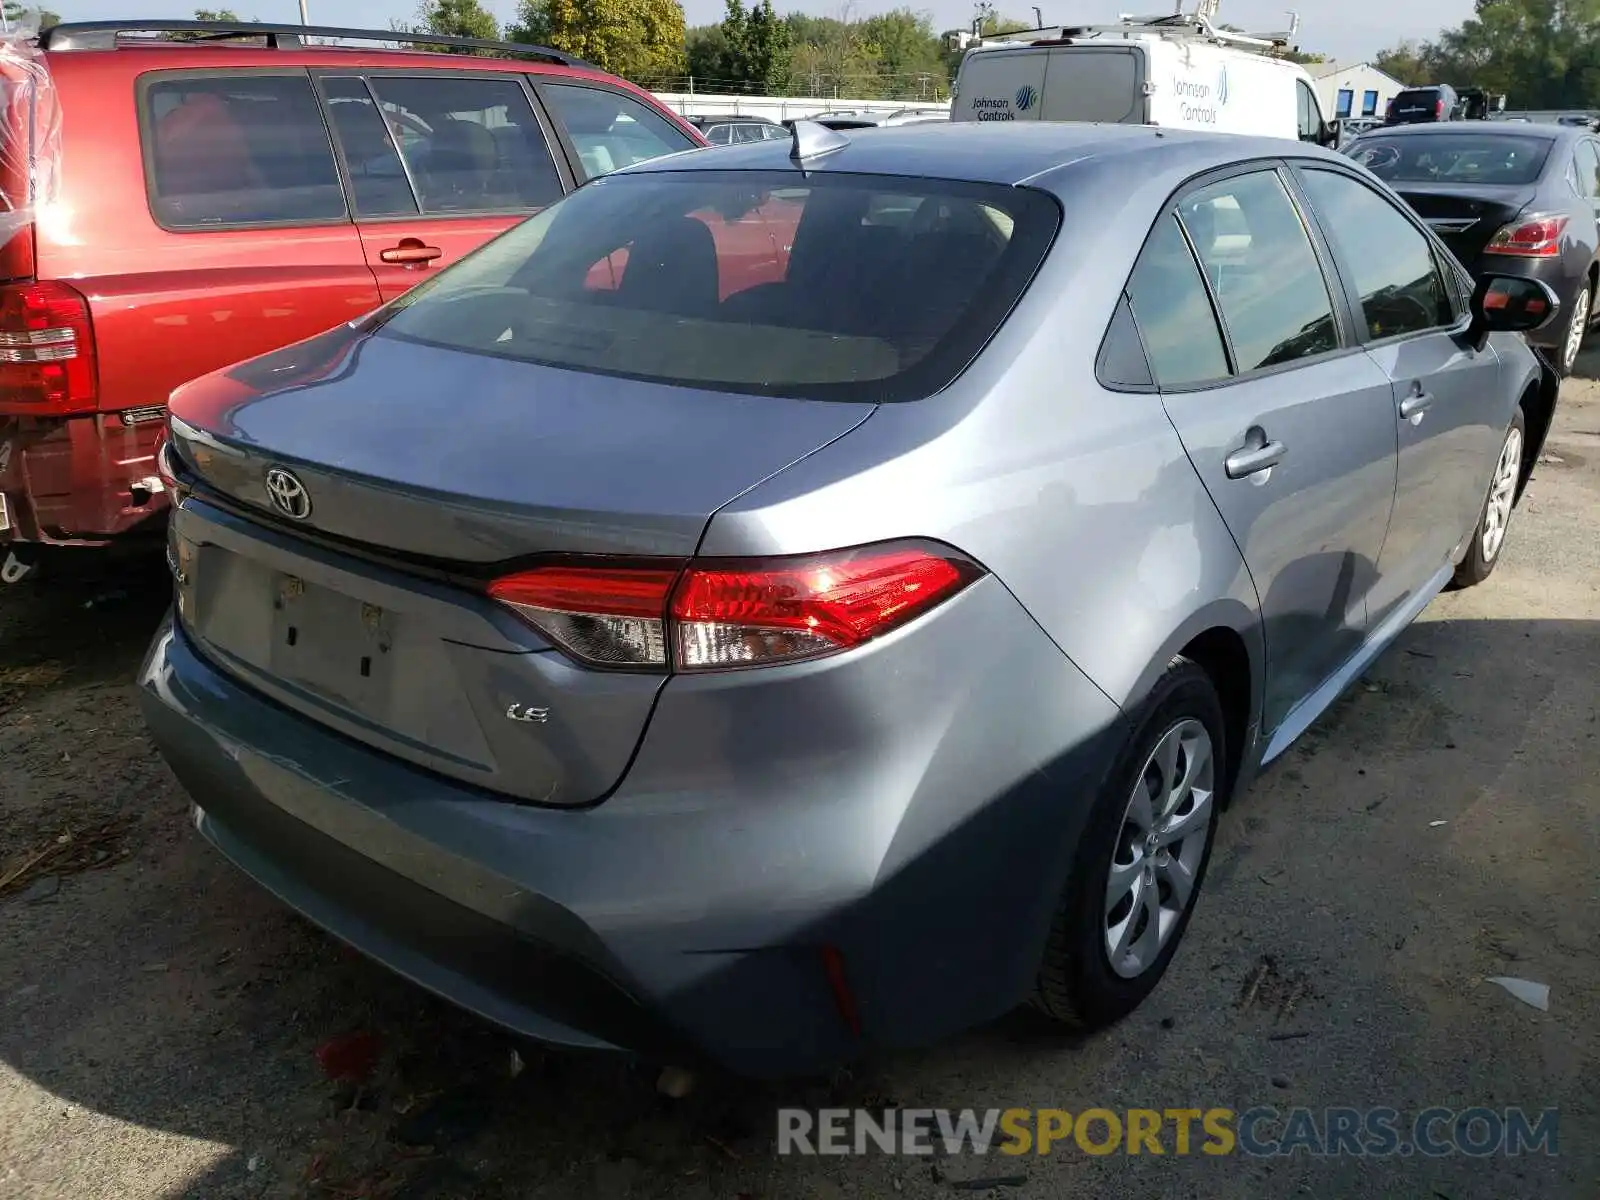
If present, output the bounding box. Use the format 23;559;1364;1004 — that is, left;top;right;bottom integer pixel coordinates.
1334;116;1383;148
1345;120;1600;374
143;120;1557;1076
0;19;702;583
1384;83;1461;125
684;112;788;144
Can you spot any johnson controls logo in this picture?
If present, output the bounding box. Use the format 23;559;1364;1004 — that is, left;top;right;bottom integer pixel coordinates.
1015;84;1038;112
1172;64;1231;125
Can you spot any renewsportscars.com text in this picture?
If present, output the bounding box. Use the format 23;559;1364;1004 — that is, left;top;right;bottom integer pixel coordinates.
777;1106;1560;1158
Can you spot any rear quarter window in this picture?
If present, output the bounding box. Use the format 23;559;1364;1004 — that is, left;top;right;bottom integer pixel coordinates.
374;170;1061;403
140;74;346;229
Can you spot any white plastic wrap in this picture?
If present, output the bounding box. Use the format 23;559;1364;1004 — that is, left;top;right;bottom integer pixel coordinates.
0;14;60;252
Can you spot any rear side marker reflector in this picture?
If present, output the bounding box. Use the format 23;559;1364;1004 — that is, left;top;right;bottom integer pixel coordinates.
487;541;983;672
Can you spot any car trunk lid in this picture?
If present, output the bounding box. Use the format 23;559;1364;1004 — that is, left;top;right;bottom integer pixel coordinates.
165;325;875;805
1391;183;1536;270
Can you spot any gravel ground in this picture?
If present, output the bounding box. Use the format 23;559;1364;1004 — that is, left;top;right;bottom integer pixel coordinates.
3;362;1599;1200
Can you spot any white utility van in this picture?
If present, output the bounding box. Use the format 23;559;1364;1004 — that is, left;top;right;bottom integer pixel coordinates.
950;2;1333;145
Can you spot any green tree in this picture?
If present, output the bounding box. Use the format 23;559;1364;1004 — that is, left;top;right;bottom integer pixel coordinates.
743;0;791;92
510;0;687;84
167;8;254;40
685;23;731;87
1373;0;1600;110
400;0;501;53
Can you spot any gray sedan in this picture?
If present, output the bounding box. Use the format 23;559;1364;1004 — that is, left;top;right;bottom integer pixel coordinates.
1346;120;1600;375
141;122;1560;1077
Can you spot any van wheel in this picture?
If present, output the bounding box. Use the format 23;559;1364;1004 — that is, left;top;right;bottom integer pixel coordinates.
1453;407;1526;589
1031;658;1225;1029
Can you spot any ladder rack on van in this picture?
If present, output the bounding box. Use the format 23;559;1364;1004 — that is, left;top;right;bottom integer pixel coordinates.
37;19;592;68
974;6;1301;55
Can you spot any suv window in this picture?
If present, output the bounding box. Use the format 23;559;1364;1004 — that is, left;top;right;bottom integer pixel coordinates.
143;74;345;228
377;171;1060;403
321;76;418;217
1178;171;1339;372
1298;168;1454;341
539;84;695;179
1296;80;1321;143
363;76;563;214
1126;214;1230;387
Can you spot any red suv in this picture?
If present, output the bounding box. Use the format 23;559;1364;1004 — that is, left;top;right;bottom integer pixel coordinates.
0;19;704;581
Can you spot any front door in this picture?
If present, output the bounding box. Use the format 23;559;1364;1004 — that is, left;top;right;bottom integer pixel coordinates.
317;73;572;303
1295;165;1507;620
1128;167;1399;734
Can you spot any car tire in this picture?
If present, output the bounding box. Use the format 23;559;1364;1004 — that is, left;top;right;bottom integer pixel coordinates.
1031;657;1226;1030
1558;280;1591;377
1452;405;1527;589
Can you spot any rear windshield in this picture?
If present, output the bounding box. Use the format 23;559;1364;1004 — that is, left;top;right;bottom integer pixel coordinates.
375;169;1060;402
1347;134;1553;185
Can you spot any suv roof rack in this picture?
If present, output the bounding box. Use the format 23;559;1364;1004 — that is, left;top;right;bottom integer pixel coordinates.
37;19;594;68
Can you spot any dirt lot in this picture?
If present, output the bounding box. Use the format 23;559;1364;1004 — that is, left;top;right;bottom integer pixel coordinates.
4;367;1600;1200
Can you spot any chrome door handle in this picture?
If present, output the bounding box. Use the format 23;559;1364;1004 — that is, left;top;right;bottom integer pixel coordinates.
1400;390;1435;421
1225;438;1287;480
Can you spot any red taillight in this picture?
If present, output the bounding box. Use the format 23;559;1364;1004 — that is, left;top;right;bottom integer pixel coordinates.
487;541;982;672
0;281;97;413
488;564;680;668
1485;214;1569;258
1435;98;1445;118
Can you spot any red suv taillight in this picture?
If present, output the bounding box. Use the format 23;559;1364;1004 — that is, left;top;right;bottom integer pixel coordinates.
1484;214;1569;258
488;541;984;671
0;281;98;414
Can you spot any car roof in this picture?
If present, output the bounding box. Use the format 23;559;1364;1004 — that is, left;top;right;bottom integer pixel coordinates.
619;122;1352;188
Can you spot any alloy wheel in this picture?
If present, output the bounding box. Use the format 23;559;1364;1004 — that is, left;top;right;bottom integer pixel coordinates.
1480;424;1524;563
1563;284;1591;375
1105;718;1215;979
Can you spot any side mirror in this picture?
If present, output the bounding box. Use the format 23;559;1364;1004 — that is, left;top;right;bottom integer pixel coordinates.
1318;118;1338;147
1467;274;1561;350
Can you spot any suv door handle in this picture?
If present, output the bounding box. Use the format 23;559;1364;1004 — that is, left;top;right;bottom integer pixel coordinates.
1225;431;1286;480
380;238;443;266
1399;388;1434;421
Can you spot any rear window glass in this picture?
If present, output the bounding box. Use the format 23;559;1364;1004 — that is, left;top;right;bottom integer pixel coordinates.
374;170;1060;403
1347;134;1553;185
142;75;345;228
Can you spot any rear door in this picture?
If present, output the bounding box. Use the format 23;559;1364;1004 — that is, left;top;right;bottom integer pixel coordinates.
104;69;381;413
1294;164;1506;612
1573;138;1600;232
317;72;572;303
1129;165;1399;735
952;50;1048;122
1038;47;1144;124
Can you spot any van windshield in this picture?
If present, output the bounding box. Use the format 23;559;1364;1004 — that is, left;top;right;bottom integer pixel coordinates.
375;170;1061;403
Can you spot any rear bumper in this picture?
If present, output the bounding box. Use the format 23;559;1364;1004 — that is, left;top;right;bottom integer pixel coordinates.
138;578;1123;1077
0;414;169;547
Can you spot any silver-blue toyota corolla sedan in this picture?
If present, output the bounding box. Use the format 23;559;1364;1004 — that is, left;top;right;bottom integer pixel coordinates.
140;122;1560;1077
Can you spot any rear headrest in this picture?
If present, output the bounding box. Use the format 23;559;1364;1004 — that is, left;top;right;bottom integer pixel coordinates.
430;119;498;174
155;94;264;195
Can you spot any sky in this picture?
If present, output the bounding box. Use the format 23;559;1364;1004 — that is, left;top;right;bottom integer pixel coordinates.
58;0;1478;71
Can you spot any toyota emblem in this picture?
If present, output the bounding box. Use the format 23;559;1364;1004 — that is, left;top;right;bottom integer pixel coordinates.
264;467;312;521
